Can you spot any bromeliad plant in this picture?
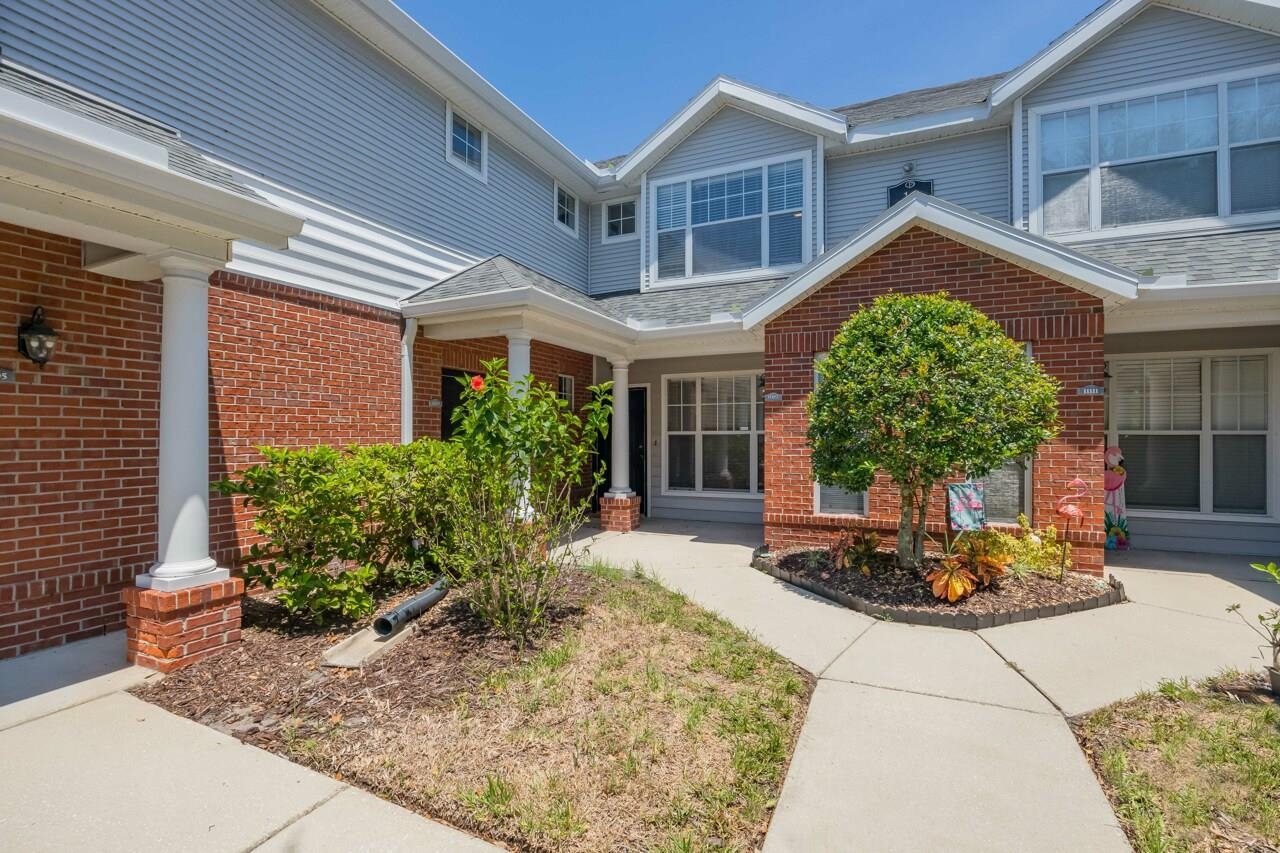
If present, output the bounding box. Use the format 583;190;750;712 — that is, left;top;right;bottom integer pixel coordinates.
809;293;1060;569
439;360;611;646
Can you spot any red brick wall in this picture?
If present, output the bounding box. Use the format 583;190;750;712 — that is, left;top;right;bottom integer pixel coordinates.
207;273;402;565
413;336;595;439
764;227;1107;574
0;223;163;658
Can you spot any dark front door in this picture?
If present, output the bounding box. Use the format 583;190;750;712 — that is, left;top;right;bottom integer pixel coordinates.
440;368;468;439
629;386;648;515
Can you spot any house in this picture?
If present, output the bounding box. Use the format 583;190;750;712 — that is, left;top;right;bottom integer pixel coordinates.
1;0;1277;669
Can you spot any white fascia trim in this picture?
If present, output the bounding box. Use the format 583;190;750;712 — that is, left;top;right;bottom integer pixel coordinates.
314;0;601;197
741;194;1142;329
613;77;847;183
402;286;636;340
989;0;1146;108
845;103;993;144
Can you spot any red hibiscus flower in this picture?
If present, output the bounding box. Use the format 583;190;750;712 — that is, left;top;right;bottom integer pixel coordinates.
470;374;485;392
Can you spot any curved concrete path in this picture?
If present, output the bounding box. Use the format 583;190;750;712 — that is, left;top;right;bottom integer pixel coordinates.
582;520;1269;853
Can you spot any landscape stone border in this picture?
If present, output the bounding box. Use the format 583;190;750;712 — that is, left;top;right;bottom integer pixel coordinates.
751;548;1126;630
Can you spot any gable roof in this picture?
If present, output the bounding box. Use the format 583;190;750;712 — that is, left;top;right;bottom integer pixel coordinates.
990;0;1280;108
835;73;1006;126
742;194;1142;329
610;77;848;183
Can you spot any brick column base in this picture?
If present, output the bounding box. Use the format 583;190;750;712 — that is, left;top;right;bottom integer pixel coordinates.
122;578;244;672
600;494;642;532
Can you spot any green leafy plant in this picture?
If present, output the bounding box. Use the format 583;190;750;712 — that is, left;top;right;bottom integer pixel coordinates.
439;359;611;646
1227;561;1280;675
958;529;1013;589
827;529;881;576
926;557;977;603
809;293;1060;568
1006;514;1070;579
218;440;463;623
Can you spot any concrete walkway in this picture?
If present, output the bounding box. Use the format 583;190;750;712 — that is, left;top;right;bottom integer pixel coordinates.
582;521;1271;852
0;633;499;853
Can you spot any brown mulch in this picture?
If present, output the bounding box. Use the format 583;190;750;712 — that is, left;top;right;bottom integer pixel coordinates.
133;573;600;752
771;548;1113;616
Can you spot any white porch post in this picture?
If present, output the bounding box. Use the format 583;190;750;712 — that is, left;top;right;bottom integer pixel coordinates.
506;331;532;395
400;317;418;444
606;357;631;496
137;257;228;591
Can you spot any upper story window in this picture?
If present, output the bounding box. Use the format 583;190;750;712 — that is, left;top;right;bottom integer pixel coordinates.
445;104;487;182
602;199;637;243
651;151;809;284
555;182;578;236
1033;71;1280;238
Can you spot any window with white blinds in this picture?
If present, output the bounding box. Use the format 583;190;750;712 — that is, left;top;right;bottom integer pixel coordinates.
1109;354;1271;515
664;373;765;495
1035;73;1280;236
652;153;807;282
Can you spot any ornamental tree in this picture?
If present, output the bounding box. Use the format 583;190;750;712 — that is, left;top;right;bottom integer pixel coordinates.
808;292;1060;569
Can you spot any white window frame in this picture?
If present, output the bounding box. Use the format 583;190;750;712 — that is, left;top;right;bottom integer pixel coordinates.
601;197;639;244
444;102;488;183
810;353;870;518
556;374;574;404
553;181;579;238
660;370;765;500
646;149;813;289
1028;62;1280;242
1106;348;1279;523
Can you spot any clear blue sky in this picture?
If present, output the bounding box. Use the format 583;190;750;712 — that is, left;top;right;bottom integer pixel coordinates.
398;0;1097;162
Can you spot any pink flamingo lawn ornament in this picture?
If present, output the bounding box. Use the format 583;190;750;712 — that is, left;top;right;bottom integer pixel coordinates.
1055;477;1088;580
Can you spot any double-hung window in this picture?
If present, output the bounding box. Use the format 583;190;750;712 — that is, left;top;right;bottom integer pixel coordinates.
1035;72;1280;236
653;153;807;282
811;353;867;515
555;183;578;236
665;373;764;495
1109;353;1272;517
445;104;486;181
603;199;637;242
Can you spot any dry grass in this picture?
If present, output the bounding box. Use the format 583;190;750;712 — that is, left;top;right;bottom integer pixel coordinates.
1075;672;1280;853
293;564;812;852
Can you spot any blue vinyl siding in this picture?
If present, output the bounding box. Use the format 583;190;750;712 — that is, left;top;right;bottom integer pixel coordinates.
825;129;1010;244
1019;6;1280;226
0;0;590;290
588;202;642;295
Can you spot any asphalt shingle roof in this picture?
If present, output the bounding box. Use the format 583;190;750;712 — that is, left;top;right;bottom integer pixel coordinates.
404;255;784;328
0;62;260;201
1079;230;1280;284
833;73;1008;126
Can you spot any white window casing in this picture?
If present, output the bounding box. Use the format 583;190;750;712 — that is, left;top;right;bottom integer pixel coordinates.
556;374;574;404
646;149;813;288
1028;63;1280;241
601;197;639;244
444;102;488;183
554;181;578;237
1107;349;1277;522
661;371;765;499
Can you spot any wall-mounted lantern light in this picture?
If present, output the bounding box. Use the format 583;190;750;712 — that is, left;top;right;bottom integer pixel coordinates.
18;307;57;367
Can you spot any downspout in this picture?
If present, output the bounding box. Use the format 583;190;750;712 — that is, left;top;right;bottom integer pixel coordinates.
400;317;418;444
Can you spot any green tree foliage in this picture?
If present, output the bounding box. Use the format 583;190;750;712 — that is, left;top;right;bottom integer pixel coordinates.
440;360;611;646
808;292;1060;568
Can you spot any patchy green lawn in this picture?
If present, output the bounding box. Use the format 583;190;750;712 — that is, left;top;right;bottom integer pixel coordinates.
1074;673;1280;852
290;564;810;852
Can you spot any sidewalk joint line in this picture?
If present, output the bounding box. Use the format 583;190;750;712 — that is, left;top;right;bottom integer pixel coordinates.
241;785;345;853
815;621;877;680
818;675;1059;716
974;632;1068;717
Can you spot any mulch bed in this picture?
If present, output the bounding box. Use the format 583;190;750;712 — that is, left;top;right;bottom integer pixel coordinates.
762;548;1119;626
134;573;599;752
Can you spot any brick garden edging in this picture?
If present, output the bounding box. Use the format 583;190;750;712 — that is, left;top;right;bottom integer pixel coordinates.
751;548;1125;630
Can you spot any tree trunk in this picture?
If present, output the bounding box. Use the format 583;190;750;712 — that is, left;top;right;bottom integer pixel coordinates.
897;484;916;568
913;491;929;566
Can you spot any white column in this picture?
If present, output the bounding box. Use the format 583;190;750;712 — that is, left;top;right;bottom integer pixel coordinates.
137;257;228;591
400;318;418;444
506;331;532;396
606;357;631;497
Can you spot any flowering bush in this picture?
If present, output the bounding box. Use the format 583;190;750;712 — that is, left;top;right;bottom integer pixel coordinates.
439;359;611;645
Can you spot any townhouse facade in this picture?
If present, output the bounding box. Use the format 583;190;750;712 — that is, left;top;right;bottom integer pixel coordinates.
1;0;1277;667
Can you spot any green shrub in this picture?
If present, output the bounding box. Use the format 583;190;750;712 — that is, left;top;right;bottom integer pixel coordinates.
438;359;610;646
218;439;463;623
1006;514;1070;578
